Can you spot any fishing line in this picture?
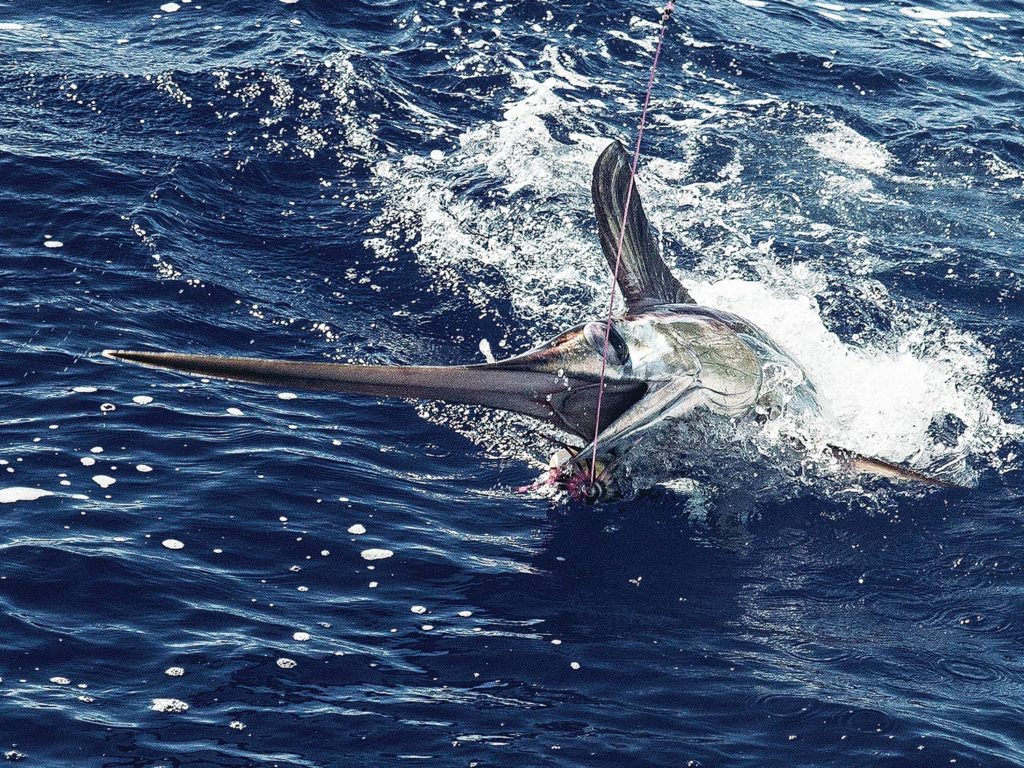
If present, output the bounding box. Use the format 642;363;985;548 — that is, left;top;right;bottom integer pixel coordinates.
589;1;676;487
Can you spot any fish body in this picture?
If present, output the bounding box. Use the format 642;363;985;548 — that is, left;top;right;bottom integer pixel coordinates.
105;141;954;498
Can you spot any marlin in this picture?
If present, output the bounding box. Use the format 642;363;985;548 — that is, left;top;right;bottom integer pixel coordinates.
104;141;952;500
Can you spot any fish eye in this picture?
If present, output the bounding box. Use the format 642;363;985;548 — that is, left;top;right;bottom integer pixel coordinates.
583;322;630;367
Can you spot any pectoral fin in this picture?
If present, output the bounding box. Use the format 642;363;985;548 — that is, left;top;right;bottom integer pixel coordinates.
564;376;703;468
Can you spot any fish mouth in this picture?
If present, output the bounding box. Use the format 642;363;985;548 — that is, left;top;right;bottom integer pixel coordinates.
102;347;648;441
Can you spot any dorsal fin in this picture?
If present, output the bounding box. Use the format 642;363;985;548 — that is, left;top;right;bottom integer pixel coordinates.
592;140;693;311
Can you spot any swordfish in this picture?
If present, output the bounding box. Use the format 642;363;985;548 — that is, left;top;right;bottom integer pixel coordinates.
104;141;951;499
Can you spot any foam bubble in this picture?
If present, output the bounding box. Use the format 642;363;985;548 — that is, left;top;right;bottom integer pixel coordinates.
162;539;184;550
479;338;496;363
360;548;394;561
151;698;188;712
91;475;116;489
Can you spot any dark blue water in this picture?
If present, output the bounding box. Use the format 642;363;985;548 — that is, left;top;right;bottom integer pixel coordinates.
3;0;1024;765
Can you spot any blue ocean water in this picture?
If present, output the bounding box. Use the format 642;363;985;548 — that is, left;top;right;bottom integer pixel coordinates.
3;0;1024;765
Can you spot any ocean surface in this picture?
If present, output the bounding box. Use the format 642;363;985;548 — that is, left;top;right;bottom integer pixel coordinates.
2;0;1024;765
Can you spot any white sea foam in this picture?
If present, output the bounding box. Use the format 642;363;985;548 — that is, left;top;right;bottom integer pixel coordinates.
0;487;53;504
690;276;1010;482
369;76;609;335
899;7;1007;27
805;122;894;174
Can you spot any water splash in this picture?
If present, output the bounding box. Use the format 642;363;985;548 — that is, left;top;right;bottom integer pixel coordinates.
365;64;1019;499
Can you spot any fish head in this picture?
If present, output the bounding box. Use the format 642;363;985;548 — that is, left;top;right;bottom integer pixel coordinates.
474;317;653;439
104;312;710;447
